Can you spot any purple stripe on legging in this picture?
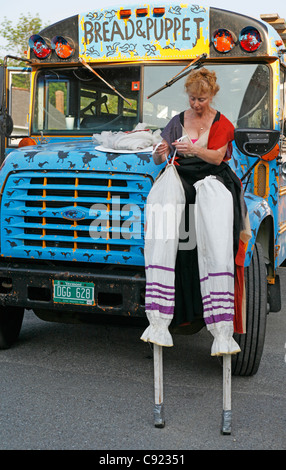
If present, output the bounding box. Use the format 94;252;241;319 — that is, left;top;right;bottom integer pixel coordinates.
204;313;234;325
145;293;175;302
203;298;234;306
204;305;234;312
200;272;234;282
146;287;174;295
202;291;234;300
146;282;175;291
211;291;234;296
145;302;174;315
146;265;174;272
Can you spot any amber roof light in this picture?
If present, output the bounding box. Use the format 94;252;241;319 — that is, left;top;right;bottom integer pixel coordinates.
213;29;235;53
119;9;132;19
51;36;74;59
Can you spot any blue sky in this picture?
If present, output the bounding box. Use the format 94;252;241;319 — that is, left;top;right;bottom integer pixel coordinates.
1;0;286;26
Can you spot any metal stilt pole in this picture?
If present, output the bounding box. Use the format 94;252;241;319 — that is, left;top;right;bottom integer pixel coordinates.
153;344;165;428
221;354;232;434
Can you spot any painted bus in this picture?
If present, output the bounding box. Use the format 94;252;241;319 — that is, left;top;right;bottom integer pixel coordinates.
0;3;285;377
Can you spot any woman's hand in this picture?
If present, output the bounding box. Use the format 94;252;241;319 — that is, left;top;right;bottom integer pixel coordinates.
172;136;195;155
173;135;227;166
152;139;170;165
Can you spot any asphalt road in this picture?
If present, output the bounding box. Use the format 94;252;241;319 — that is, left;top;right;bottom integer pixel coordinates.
0;270;286;451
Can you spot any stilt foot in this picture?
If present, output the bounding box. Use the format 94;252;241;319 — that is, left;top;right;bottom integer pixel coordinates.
154;404;165;428
221;410;232;435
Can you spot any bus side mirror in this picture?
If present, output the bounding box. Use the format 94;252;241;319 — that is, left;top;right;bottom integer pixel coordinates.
234;128;280;160
235;128;281;183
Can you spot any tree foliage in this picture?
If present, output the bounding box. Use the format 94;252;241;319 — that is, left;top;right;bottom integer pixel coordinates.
0;13;47;59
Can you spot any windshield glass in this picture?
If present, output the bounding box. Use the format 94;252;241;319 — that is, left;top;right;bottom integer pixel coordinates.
143;63;271;129
33;66;140;134
32;63;271;134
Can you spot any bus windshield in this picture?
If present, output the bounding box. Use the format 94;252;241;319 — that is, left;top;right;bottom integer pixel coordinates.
32;63;271;135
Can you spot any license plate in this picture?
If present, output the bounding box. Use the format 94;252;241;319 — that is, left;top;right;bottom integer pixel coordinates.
53;280;95;305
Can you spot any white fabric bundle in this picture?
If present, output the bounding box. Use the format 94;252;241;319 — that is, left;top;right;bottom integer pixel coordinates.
194;176;241;356
140;161;186;347
93;123;161;151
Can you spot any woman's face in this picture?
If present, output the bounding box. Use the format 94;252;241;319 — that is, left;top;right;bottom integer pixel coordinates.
187;87;213;115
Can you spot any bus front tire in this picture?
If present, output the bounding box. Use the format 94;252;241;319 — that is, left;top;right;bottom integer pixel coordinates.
232;243;267;376
0;306;24;349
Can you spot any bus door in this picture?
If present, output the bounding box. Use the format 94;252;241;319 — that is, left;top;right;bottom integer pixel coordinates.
0;66;31;161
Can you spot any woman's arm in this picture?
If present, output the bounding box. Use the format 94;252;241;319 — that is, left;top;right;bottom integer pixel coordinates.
152;139;171;165
173;138;228;166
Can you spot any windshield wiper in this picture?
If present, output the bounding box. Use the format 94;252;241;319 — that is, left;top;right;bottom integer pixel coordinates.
147;53;207;99
79;58;132;107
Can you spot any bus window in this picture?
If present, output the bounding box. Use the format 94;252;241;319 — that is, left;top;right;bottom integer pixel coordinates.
143;63;271;130
46;79;68;130
123;97;137;117
33;66;140;133
101;93;118;114
143;65;187;129
79;88;118;116
33;63;271;135
34;72;70;131
235;64;270;128
8;69;31;145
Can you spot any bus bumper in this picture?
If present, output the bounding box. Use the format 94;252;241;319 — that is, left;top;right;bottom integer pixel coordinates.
0;260;146;320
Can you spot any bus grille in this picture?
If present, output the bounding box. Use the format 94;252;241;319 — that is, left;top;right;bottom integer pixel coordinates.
1;171;151;265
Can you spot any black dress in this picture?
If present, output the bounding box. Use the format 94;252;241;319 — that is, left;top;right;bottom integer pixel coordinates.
170;158;243;334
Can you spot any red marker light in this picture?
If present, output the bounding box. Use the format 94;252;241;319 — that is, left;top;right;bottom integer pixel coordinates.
239;27;262;52
275;39;284;47
29;35;51;59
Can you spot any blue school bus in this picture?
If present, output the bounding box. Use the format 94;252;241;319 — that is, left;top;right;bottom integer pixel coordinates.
0;4;285;376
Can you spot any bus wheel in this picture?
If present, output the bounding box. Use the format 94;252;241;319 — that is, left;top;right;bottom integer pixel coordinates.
232;243;267;376
0;307;24;349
